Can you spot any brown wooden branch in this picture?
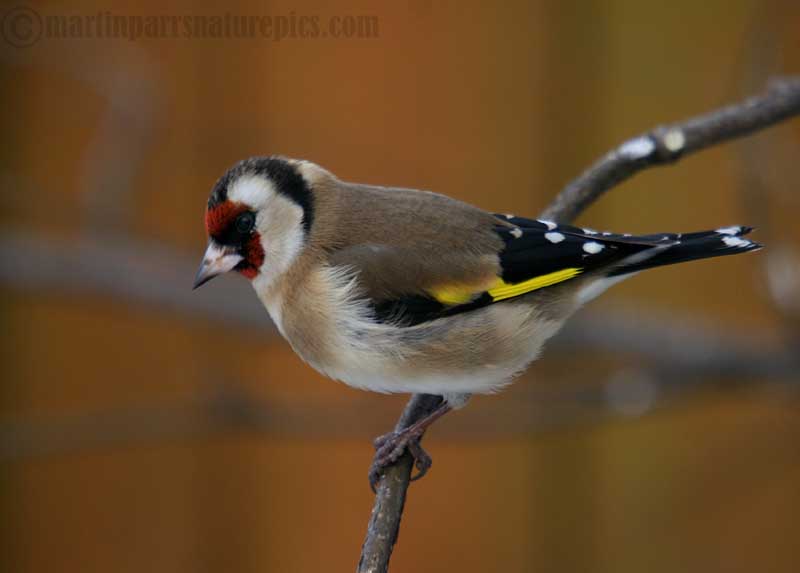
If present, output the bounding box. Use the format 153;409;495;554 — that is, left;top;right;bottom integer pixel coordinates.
357;76;800;573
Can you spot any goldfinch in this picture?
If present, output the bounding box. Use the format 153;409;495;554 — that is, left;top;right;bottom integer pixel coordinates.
194;156;761;485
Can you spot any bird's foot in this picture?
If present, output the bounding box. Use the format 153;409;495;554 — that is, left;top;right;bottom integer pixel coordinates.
369;425;433;492
367;401;453;491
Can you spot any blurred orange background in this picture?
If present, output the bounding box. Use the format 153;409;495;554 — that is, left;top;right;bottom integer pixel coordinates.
2;1;799;572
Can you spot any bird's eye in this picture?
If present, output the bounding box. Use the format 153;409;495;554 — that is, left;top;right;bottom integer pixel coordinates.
235;212;255;234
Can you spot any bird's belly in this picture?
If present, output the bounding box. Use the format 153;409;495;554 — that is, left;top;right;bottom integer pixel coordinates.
284;297;562;396
256;265;564;396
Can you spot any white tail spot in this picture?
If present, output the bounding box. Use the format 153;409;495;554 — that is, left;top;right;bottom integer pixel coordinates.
722;236;750;248
583;241;604;254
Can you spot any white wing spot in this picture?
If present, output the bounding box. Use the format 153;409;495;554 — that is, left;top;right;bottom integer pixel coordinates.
582;228;598;235
510;227;523;239
583;241;604;254
545;232;565;244
716;226;741;235
538;219;557;230
602;232;612;236
504;214;515;219
723;236;751;248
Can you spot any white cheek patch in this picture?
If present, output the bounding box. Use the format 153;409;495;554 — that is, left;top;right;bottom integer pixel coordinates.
252;194;306;290
229;176;276;210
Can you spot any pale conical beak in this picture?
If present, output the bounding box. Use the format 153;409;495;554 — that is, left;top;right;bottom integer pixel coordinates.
193;242;244;289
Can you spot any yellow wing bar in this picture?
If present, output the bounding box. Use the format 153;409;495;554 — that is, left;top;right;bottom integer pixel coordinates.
428;267;583;306
487;267;583;301
428;285;478;305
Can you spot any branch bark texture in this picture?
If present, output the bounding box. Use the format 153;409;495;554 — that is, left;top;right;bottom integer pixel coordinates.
357;76;800;573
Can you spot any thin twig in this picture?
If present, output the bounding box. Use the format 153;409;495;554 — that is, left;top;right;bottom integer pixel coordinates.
357;394;442;573
357;76;800;573
541;77;800;222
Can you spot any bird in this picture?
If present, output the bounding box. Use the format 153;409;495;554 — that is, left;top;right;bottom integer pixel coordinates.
193;156;761;488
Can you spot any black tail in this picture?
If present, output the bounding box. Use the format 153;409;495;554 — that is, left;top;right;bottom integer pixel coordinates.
607;226;762;277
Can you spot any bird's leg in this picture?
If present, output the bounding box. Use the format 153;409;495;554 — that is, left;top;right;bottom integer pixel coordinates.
369;401;452;491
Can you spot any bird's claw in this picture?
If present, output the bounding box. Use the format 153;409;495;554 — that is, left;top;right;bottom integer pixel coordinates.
368;427;433;492
406;439;433;481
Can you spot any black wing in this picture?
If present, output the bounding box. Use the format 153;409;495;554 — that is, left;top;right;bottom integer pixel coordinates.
369;215;665;325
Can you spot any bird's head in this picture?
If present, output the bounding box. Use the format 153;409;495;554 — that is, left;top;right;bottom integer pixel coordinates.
193;156;316;290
